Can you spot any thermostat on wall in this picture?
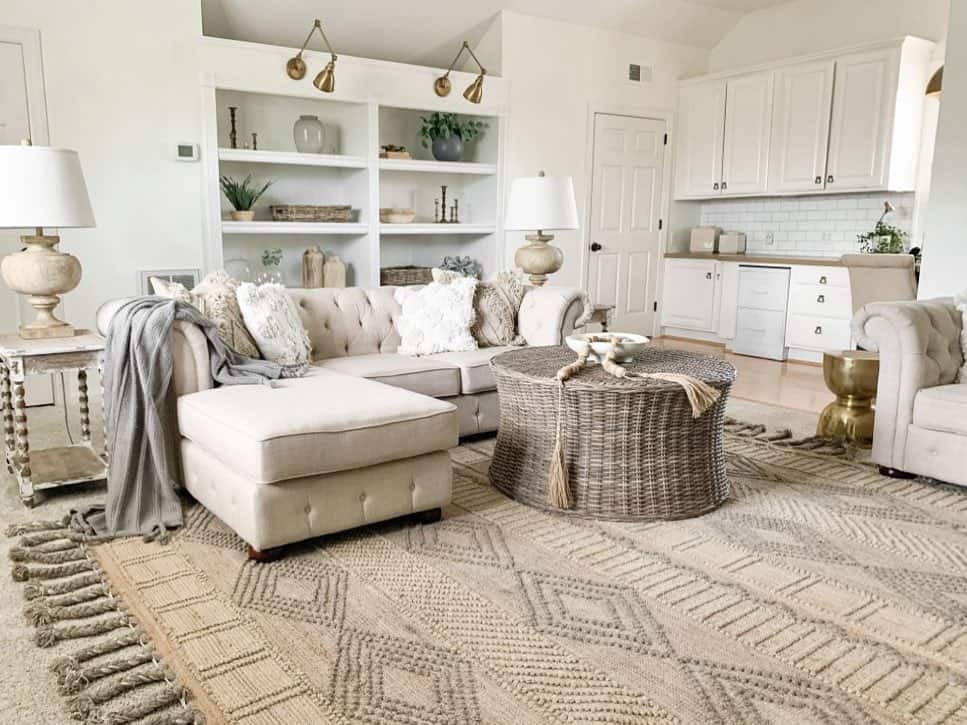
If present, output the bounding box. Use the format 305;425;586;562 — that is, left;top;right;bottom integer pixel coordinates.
176;143;199;161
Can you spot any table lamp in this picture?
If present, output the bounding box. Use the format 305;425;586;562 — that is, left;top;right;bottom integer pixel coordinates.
0;142;95;339
504;171;579;286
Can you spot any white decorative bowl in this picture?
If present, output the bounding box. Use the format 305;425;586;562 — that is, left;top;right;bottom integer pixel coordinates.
565;332;650;363
380;207;416;224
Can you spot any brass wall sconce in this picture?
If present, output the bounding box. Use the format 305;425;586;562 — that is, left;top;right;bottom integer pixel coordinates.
926;66;943;97
286;19;338;93
435;41;486;104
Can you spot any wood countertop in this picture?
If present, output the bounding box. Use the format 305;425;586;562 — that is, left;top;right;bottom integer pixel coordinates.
664;252;844;267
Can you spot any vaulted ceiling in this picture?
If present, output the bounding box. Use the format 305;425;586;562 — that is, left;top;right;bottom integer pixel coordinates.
201;0;797;69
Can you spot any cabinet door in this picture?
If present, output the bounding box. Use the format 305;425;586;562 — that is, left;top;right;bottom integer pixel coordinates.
826;49;899;191
661;259;718;331
769;61;835;193
716;262;739;339
674;79;726;199
721;72;774;195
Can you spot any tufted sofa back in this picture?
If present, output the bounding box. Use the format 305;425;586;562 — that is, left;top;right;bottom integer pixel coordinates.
288;287;404;360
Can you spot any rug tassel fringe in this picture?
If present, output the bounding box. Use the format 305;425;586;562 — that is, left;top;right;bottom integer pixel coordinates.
547;433;572;510
60;650;157;695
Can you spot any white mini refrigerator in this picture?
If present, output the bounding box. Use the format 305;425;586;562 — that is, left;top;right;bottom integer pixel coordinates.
731;266;790;361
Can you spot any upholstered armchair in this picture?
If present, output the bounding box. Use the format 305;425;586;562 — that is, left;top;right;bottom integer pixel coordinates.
852;298;966;486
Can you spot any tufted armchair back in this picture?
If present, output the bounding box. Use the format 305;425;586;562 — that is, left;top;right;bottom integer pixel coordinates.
288;287;403;360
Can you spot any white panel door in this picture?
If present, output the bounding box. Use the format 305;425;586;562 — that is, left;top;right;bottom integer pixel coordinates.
674;80;726;198
826;49;898;191
769;61;835;193
660;259;719;332
1;31;54;406
721;72;774;195
587;114;666;335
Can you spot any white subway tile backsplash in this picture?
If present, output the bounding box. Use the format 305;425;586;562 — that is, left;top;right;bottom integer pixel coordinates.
699;192;913;257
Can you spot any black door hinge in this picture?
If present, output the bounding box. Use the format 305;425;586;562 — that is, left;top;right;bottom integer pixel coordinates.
658;219;663;230
653;301;658;312
663;133;668;145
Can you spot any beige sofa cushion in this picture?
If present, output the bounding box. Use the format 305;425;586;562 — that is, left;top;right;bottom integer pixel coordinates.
177;369;457;483
430;346;515;394
314;353;461;398
913;384;967;436
289;287;402;359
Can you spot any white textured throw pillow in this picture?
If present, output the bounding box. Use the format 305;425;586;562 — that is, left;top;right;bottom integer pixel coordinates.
235;283;312;366
394;277;478;356
956;290;967;382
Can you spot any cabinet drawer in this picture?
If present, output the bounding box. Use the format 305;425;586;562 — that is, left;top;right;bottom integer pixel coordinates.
785;314;852;351
737;266;790;312
733;308;788;360
788;284;852;319
790;265;849;288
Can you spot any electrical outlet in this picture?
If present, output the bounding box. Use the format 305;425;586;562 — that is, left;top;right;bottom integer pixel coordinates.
765;232;775;246
822;231;833;241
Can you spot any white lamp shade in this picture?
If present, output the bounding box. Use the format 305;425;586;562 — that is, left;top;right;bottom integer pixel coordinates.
0;145;95;228
504;175;579;231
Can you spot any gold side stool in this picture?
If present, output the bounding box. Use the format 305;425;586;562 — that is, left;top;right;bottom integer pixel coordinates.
817;350;879;447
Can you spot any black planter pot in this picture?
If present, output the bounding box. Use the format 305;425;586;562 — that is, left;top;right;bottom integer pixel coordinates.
431;136;464;162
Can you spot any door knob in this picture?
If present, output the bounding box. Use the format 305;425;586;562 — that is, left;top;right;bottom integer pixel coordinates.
590;242;602;252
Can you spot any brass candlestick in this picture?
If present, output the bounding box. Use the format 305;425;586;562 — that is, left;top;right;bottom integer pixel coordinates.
437;185;448;223
228;106;239;149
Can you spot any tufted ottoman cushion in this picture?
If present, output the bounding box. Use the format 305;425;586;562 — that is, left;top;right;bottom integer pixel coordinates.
178;368;458;484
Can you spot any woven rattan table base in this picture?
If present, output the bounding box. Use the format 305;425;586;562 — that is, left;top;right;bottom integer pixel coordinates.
489;346;737;521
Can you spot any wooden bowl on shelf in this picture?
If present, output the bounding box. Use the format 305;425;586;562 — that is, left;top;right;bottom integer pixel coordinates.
380;208;416;224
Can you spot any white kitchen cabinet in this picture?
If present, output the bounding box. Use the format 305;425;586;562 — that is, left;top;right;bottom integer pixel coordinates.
768;61;835;194
721;72;774;195
716;262;739;339
675;37;933;199
733;266;790;360
674;80;726;199
785;264;854;358
661;258;719;331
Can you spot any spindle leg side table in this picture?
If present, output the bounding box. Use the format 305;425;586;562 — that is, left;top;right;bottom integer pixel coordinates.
0;331;107;507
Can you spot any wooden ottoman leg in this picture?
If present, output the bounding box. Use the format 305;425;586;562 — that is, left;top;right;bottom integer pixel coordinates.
247;545;285;563
879;466;916;480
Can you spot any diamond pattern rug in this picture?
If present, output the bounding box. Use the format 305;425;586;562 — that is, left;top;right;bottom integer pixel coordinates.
78;431;967;724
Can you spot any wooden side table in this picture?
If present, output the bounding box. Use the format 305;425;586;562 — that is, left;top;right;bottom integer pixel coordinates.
0;331;107;507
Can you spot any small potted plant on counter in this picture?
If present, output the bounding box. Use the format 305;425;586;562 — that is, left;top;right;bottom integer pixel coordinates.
220;174;272;221
857;201;908;254
419;112;487;162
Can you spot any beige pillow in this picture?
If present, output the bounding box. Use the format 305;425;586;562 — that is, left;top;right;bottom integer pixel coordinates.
431;268;526;347
151;271;262;358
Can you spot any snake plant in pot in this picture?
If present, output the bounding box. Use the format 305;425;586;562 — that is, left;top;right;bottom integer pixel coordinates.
220;174;272;221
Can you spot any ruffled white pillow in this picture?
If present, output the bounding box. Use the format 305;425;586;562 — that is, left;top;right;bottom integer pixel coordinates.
956;290;967;382
235;283;312;367
394;277;478;356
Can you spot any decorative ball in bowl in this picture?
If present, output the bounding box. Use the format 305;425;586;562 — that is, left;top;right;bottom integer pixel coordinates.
566;333;650;363
380;207;416;224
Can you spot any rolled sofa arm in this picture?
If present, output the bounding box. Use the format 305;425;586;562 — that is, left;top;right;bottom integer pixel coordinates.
518;287;592;346
96;298;214;397
851;297;962;469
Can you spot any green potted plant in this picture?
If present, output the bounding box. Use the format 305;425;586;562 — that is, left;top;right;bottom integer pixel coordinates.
857;201;908;254
220;174;272;221
419;113;487;162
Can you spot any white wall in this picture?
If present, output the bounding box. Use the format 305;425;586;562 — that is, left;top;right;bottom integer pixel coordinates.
3;1;206;329
709;0;949;72
919;2;967;299
500;11;707;287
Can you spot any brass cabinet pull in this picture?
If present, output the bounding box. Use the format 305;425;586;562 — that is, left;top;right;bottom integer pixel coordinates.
705;272;713;280
815;176;822;184
817;294;825;303
826;174;834;183
721;181;728;190
713;182;719;190
814;326;823;335
819;275;828;284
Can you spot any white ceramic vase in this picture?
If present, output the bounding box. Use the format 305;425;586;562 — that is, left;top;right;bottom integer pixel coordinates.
293;115;325;153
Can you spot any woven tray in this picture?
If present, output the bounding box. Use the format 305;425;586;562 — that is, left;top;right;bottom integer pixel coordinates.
380;266;432;286
489;346;737;521
270;205;352;222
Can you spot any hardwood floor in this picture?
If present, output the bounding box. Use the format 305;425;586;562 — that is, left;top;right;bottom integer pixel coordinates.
652;336;831;414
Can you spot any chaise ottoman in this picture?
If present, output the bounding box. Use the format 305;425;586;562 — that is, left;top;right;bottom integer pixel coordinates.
176;368;458;558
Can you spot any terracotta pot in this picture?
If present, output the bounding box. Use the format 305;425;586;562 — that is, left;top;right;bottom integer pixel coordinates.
230;210;255;222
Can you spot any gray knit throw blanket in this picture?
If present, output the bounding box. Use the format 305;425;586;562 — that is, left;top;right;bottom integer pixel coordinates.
71;297;299;541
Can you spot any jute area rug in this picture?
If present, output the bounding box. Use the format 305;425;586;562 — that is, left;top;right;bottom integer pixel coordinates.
13;426;967;724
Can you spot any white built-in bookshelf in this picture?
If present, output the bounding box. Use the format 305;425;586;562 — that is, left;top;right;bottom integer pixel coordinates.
199;38;508;287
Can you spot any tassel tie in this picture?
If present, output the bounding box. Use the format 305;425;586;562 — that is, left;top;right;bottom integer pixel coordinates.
547;343;722;509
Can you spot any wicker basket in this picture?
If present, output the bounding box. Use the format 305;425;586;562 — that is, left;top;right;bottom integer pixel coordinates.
270;205;352;222
380;266;433;286
489;346;737;521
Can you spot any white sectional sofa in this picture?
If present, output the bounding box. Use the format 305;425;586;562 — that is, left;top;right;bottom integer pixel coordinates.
112;284;588;558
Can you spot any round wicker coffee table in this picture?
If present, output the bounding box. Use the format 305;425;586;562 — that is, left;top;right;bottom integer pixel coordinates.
489;346;736;521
